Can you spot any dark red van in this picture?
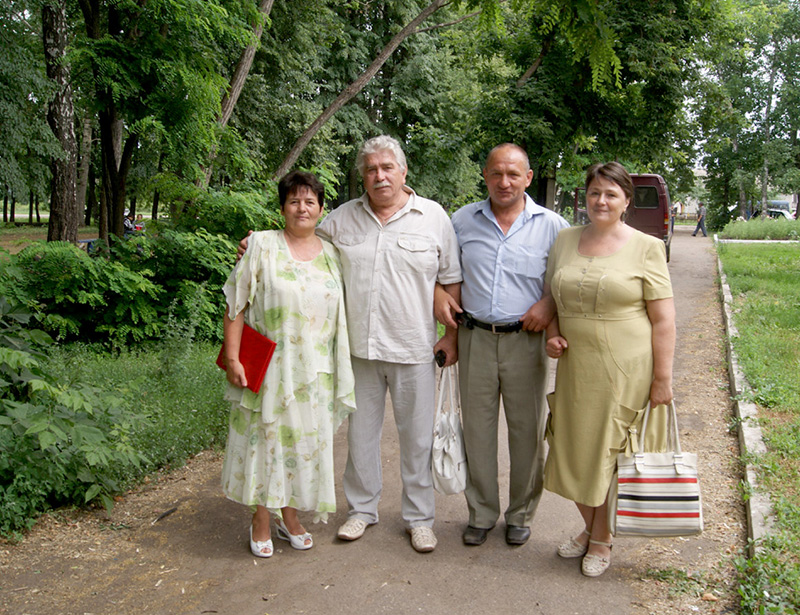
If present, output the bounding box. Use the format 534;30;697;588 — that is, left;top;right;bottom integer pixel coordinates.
573;174;674;261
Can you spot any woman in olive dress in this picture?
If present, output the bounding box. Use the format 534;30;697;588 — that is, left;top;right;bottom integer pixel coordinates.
543;162;675;577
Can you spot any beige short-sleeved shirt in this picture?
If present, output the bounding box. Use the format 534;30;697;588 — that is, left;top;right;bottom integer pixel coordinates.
317;188;461;364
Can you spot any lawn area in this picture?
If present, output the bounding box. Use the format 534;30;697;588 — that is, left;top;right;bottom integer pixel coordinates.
0;222;99;254
716;241;800;613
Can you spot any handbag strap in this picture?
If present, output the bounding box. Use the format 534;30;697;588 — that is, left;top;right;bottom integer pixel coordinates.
639;400;681;452
435;365;461;421
636;400;690;473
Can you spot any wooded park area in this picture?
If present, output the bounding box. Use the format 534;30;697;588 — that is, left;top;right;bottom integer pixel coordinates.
3;0;800;243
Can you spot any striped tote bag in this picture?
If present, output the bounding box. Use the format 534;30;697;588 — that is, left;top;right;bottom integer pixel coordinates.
608;402;703;537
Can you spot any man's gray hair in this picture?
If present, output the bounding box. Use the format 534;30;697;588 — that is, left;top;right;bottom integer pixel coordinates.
356;135;407;177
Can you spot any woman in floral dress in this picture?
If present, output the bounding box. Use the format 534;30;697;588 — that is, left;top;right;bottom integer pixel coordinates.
221;171;356;558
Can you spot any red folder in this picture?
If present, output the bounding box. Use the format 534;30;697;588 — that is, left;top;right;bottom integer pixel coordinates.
216;323;277;393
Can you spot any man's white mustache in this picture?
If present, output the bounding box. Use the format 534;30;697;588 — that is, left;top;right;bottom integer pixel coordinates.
372;181;391;189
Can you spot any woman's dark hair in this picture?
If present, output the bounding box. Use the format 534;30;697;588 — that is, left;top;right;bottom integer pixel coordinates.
585;162;634;204
278;170;325;209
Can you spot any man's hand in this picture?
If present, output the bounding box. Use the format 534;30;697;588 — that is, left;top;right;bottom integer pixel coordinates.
433;332;458;367
236;230;254;261
520;295;556;332
434;283;462;329
545;335;568;359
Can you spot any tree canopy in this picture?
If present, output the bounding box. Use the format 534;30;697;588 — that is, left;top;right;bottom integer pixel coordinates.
3;0;799;235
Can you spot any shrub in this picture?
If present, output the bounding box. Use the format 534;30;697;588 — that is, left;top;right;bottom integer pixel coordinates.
12;241;162;346
182;189;283;239
0;298;149;536
718;217;800;240
111;228;237;341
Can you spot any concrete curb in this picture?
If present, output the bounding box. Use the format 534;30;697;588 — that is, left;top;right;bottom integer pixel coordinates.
714;236;775;556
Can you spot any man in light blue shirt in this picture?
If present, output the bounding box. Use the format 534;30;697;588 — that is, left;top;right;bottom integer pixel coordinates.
436;143;568;547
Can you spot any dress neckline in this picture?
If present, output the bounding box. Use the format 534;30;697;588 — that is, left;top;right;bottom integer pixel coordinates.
576;225;636;259
280;230;323;263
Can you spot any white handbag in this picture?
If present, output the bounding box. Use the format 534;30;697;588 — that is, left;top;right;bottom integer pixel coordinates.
608;401;703;537
431;365;467;495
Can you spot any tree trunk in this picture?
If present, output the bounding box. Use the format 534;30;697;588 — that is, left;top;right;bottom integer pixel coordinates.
98;166;109;245
516;33;554;88
43;0;78;242
3;187;7;223
35;194;41;224
272;0;449;180
10;196;16;223
760;56;777;219
85;163;96;225
76;118;93;225
29;190;34;224
201;0;276;187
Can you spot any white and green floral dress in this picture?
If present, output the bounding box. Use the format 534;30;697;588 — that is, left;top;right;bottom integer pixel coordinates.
221;230;356;522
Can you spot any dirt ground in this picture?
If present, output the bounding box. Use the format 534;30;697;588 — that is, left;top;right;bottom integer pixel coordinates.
0;225;746;615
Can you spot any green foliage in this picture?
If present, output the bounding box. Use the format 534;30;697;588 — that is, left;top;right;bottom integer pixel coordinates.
735;535;800;614
0;3;59;198
719;242;800;610
718;218;800;240
44;339;230;483
0;298;149;536
110;228;237;341
180;189;282;239
12;241;162;346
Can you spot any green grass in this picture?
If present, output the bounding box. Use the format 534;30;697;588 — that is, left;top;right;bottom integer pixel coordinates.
718;217;800;240
717;241;800;613
44;340;230;481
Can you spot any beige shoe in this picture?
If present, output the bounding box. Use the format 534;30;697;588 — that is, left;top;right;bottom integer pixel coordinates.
407;526;437;553
581;540;613;577
337;518;369;541
557;529;591;558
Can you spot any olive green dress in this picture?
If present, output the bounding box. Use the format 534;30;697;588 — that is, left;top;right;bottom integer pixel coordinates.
543;226;673;507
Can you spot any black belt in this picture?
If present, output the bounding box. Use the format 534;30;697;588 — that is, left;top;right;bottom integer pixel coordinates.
458;312;522;334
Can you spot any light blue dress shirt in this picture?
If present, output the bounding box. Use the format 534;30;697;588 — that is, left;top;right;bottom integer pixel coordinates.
451;194;569;323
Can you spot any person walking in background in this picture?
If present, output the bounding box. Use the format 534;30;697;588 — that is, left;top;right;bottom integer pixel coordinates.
435;143;568;548
222;171;356;558
692;202;707;237
543;161;675;577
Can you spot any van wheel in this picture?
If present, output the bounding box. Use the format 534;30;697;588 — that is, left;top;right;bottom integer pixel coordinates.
666;244;671;262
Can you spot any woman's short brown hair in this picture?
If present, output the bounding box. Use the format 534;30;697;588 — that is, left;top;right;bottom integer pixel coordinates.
278;170;325;209
585;162;634;203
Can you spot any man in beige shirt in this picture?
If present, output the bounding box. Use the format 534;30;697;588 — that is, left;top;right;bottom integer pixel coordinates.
319;136;461;553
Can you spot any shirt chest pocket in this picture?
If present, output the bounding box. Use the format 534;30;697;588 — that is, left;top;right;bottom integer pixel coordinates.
512;248;548;280
394;233;436;273
335;233;370;267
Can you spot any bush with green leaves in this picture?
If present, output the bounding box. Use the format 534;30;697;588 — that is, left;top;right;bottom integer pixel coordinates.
180;188;283;239
0;297;149;536
718;217;800;240
110;228;238;341
12;241;162;346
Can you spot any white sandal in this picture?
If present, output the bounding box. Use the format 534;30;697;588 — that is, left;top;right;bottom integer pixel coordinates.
557;529;591;558
276;518;313;550
581;539;612;577
249;525;273;558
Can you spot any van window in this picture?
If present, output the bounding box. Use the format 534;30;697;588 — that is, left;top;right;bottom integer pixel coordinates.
634;186;659;209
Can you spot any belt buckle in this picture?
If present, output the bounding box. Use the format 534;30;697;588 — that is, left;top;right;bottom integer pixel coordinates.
491;323;502;334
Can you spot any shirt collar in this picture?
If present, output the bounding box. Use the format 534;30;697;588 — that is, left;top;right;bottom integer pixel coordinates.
357;185;422;216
